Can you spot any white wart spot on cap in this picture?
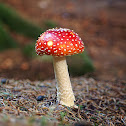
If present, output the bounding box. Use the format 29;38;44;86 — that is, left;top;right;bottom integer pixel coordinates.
54;50;57;53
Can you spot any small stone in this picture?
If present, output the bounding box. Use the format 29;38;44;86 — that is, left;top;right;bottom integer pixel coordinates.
1;78;8;84
36;95;46;101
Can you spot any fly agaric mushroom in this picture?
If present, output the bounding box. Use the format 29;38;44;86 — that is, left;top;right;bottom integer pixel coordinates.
35;28;84;107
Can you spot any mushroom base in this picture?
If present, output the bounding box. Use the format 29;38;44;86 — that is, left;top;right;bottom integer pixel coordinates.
53;56;75;107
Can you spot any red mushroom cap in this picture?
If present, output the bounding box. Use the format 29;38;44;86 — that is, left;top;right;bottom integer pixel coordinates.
35;28;84;56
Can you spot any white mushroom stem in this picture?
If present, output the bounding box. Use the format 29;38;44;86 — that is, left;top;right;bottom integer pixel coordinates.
53;56;75;107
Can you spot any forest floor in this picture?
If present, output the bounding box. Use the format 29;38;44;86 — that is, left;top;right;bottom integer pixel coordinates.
0;77;126;126
0;0;126;125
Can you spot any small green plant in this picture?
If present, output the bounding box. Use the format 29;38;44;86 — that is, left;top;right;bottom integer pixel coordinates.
58;111;69;126
60;111;67;122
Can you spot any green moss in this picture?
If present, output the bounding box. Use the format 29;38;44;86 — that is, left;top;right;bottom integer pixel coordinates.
0;21;18;51
22;43;35;58
44;20;57;29
67;51;95;76
0;3;43;39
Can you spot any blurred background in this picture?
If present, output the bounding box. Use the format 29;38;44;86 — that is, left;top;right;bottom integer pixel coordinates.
0;0;125;81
